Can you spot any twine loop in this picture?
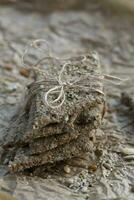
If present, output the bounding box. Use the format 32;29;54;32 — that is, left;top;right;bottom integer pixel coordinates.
44;62;85;109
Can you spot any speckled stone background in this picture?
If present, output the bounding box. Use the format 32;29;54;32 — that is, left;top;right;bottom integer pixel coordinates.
0;1;134;199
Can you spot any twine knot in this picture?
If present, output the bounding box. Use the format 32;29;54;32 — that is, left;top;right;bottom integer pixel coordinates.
22;39;125;109
44;62;82;109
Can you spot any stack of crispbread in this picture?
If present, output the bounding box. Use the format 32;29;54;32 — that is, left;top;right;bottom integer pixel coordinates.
2;52;105;173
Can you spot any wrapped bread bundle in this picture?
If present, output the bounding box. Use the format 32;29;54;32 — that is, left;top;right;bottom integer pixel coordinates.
2;50;105;173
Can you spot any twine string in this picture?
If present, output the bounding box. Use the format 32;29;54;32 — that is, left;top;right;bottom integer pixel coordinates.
22;39;125;109
44;62;105;109
43;69;124;109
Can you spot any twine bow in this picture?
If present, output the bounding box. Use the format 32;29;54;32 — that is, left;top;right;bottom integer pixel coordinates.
22;39;125;109
44;61;105;109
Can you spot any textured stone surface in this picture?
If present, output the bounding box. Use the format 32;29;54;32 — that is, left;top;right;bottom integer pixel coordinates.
0;1;134;200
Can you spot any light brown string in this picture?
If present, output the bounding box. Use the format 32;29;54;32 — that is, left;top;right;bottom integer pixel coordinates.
44;62;105;109
22;39;125;109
